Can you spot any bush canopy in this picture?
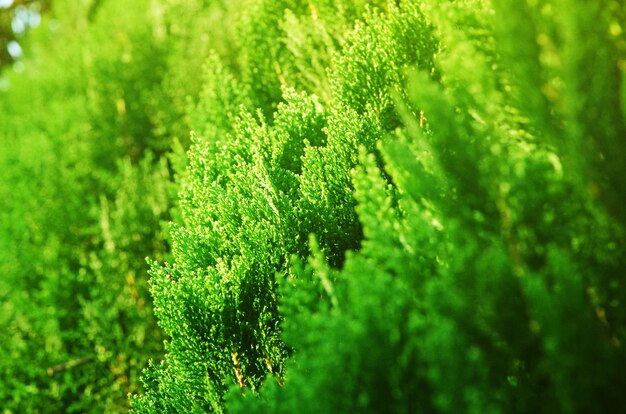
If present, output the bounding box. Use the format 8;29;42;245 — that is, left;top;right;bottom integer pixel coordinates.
1;0;625;413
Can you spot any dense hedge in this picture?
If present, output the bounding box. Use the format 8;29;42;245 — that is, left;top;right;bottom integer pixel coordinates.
1;0;625;413
0;0;183;411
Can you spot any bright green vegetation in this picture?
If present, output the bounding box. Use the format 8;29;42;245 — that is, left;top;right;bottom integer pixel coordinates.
1;0;625;413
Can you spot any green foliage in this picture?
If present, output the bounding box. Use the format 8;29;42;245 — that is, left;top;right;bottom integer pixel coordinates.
227;1;626;413
0;0;177;411
132;1;440;411
3;0;626;412
133;89;328;412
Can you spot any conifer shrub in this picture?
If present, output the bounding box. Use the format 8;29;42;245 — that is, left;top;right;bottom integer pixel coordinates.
227;0;626;412
132;0;439;411
0;0;181;411
135;0;626;413
2;0;625;412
